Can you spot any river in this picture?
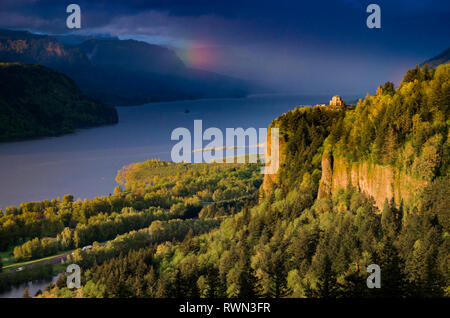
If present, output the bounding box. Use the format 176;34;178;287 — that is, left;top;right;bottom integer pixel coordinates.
0;94;352;209
0;274;60;298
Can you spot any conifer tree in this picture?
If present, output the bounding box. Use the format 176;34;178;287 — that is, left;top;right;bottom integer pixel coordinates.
308;255;341;298
381;199;397;240
204;265;223;298
22;287;31;298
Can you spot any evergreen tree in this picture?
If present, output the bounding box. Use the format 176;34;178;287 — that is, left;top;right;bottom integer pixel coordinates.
381;199;397;240
266;250;291;298
339;271;368;298
56;272;67;289
237;240;260;298
204;265;223;298
381;81;395;96
22;287;31;298
44;282;55;293
145;266;157;297
307;254;341;298
237;261;260;298
375;240;408;297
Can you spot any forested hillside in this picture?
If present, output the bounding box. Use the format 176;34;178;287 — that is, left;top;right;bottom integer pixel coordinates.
1;65;448;298
0;62;118;141
0;161;261;292
315;64;449;209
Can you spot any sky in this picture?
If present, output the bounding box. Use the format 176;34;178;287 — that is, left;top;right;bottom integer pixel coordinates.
0;0;449;95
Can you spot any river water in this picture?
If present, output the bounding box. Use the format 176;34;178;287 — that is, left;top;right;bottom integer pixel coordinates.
0;274;60;298
0;94;360;297
0;94;350;209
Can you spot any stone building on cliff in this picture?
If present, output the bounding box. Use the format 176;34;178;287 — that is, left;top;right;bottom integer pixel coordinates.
314;95;346;108
329;95;344;107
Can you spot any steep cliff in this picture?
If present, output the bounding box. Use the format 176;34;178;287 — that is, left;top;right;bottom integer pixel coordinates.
317;152;428;210
262;64;448;212
261;123;283;195
261;105;344;198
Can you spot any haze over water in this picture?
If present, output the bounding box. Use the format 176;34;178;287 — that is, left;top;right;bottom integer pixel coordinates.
0;94;351;209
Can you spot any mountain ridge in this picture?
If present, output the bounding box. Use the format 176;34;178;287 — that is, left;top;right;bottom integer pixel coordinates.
421;47;450;68
0;29;248;106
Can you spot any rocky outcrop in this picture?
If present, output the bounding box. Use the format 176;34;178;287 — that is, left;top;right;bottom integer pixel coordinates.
261;125;280;196
317;151;333;199
317;152;427;210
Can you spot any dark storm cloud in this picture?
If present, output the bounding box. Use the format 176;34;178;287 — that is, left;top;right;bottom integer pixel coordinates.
1;0;449;94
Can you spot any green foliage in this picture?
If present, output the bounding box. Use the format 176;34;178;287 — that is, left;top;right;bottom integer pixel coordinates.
6;65;450;298
13;237;60;261
22;287;31;298
329;64;449;180
0;62;118;141
54;183;446;298
0;160;261;254
271;106;344;192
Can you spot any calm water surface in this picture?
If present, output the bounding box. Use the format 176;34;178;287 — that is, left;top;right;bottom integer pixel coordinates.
0;274;60;298
0;94;351;209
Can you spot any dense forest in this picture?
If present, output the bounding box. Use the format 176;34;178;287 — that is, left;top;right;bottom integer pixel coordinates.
0;64;448;298
0;161;261;292
330;64;449;177
0;62;118;142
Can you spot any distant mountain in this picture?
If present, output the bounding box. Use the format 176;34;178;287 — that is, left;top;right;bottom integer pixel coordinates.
53;34;119;46
78;39;185;74
0;29;90;69
0;62;118;142
0;30;248;105
421;47;450;68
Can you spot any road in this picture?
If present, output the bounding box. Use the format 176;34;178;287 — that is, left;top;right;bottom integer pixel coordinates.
7;243;107;274
8;252;72;273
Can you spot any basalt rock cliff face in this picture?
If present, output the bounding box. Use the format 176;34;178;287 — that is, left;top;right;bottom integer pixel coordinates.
260;106;431;210
260;105;342;199
317;151;428;210
263;130;429;210
261;125;282;195
261;64;449;211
